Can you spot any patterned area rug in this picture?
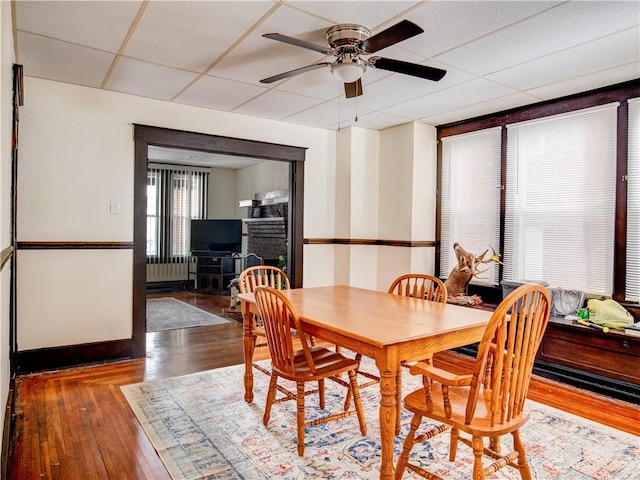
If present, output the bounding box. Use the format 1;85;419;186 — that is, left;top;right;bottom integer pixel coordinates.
121;358;640;480
146;298;230;332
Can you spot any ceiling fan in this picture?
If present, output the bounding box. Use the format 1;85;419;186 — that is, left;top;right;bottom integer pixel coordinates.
259;20;447;98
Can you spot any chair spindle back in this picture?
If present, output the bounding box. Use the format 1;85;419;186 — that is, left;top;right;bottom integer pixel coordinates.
388;274;448;303
254;286;314;376
239;265;290;294
467;283;551;425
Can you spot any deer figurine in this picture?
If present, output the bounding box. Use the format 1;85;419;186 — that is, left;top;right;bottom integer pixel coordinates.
444;242;502;298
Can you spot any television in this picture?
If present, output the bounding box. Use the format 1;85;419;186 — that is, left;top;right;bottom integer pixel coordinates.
190;219;242;256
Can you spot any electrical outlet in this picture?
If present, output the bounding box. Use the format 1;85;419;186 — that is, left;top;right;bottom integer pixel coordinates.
110;200;121;214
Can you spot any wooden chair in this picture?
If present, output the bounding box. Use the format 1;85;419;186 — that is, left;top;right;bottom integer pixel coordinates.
254;286;367;456
346;274;448;421
395;283;552;480
238;266;291;376
390;274;448;367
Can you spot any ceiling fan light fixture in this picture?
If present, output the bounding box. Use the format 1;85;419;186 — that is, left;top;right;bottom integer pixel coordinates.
331;59;366;83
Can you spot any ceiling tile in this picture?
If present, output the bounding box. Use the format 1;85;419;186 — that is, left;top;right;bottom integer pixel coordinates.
436;1;640;76
329;110;414;130
285;100;370;129
232;89;326;120
17;32;114;87
402;1;562;58
210;6;335;86
384;78;519;119
105;57;199;100
175;75;268;111
148;146;262;169
487;27;640;91
527;63;640;101
15;0;142;53
288;1;420;30
124;1;276;73
421;92;541;126
351;62;474;111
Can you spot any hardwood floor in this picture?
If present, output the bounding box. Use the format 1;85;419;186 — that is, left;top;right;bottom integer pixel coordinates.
8;292;640;479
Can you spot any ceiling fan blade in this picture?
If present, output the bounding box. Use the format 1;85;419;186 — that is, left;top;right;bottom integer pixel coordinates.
360;20;423;54
370;57;447;81
344;79;363;98
263;33;334;55
260;63;331;84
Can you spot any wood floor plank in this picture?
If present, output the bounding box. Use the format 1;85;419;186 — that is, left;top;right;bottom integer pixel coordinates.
7;291;640;479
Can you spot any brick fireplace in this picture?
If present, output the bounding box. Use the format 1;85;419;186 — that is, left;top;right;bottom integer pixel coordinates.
242;194;288;266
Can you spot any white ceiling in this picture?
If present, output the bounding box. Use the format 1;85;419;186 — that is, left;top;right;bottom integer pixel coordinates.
13;1;640;134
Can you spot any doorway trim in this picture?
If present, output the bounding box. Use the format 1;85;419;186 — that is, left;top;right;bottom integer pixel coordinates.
133;125;306;358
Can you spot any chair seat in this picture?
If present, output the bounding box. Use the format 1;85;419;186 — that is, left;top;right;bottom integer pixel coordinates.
274;346;360;380
403;387;530;437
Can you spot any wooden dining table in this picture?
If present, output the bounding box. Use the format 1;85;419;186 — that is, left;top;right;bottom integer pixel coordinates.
237;285;493;480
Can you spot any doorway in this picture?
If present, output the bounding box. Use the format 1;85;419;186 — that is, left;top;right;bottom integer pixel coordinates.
133;125;306;357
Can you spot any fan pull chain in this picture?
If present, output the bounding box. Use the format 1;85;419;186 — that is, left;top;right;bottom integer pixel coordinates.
355;89;358;122
337;80;341;131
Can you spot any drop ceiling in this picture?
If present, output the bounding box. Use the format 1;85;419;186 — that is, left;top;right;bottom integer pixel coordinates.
13;0;640;133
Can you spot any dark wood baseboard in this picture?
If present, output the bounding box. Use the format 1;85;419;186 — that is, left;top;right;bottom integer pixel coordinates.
146;280;192;293
1;375;15;480
17;339;133;374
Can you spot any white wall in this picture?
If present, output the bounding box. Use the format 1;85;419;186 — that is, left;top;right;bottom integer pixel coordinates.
15;76;439;352
376;123;438;290
0;0;15;432
331;124;439;291
344;127;381;290
208;167;237;219
235;160;288;218
17;77;336;351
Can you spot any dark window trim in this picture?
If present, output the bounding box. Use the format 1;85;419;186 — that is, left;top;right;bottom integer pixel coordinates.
133;125;306;358
436;78;640;305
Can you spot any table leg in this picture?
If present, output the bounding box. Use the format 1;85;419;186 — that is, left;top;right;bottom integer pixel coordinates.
242;307;255;403
377;361;398;479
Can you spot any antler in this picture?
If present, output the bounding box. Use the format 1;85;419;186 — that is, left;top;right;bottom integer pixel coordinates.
472;246;503;277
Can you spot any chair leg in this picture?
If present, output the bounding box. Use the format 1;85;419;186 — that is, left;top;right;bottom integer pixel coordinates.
296;382;306;456
318;379;325;409
471;435;485;480
347;369;367;435
395;367;402;435
395;413;422;480
343;353;362;411
263;372;278;426
513;430;533;480
449;426;459;461
489;435;501;455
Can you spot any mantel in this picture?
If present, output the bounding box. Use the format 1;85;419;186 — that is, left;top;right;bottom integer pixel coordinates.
242;217;284;223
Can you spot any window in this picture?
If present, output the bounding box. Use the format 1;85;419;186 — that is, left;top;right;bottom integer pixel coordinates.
441;127;502;286
504;104;618;296
146;165;208;261
627;98;640;302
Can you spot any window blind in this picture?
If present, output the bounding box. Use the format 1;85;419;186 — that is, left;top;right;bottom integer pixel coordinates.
504;103;618;295
441;127;502;286
627;98;640;302
147;167;208;262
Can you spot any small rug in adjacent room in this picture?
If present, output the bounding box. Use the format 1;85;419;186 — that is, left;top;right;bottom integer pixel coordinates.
121;357;640;480
146;297;230;332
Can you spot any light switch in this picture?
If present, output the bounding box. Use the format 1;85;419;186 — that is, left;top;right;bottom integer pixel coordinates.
110;200;121;214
